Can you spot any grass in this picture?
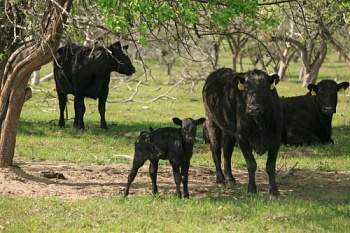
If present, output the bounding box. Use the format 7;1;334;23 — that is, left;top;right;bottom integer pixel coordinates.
1;51;350;232
1;194;349;232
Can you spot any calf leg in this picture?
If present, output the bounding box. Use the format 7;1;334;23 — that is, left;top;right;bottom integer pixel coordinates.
266;149;280;196
223;135;236;187
181;161;190;198
57;92;67;128
172;165;182;198
124;155;147;197
241;145;257;194
149;160;159;195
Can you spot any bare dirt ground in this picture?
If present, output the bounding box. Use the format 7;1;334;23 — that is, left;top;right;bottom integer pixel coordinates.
1;158;349;200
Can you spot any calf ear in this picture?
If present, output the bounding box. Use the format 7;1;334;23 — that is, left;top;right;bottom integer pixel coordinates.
338;82;350;92
307;84;318;96
195;118;206;125
123;45;129;50
172;117;182;126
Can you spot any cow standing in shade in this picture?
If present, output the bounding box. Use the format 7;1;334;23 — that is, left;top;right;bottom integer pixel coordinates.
53;41;136;130
203;68;282;196
281;80;349;145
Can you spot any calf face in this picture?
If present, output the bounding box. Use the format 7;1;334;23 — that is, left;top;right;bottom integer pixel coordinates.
173;117;206;143
308;80;349;115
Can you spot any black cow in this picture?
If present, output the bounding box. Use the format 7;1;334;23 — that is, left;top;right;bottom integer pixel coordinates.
124;117;206;198
203;68;282;196
281;80;349;145
53;41;136;130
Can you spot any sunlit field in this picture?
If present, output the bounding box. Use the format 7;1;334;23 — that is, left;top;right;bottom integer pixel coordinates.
1;50;350;232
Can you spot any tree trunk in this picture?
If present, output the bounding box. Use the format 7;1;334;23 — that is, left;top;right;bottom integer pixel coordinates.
0;0;72;167
0;76;29;166
226;34;249;72
300;42;327;87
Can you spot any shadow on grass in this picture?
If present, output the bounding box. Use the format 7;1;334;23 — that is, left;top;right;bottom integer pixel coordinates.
17;118;173;138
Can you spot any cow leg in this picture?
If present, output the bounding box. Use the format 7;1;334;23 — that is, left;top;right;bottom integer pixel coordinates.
266;149;280;196
57;92;67;128
73;100;79;128
222;135;236;187
240;145;257;194
98;94;108;130
206;121;225;185
124;155;147;197
74;94;85;130
149;159;159;195
181;161;190;198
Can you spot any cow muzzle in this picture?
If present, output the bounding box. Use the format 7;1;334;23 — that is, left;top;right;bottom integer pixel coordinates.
323;107;335;115
128;67;136;76
184;136;196;143
247;105;263;116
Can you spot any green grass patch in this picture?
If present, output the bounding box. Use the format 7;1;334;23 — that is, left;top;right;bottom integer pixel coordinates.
3;51;350;232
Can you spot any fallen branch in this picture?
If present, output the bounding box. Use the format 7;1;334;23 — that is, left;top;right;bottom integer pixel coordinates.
282;162;298;177
118;75;144;102
40;72;54;82
148;78;184;102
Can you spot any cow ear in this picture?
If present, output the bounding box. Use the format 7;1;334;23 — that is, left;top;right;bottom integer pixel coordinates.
269;74;280;90
122;45;129;56
236;76;245;91
110;41;121;50
172;117;182;126
338;82;349;92
195;117;206;125
307;84;318;96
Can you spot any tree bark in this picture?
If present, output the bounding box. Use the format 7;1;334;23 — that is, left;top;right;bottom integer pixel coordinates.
300;42;327;87
0;0;72;167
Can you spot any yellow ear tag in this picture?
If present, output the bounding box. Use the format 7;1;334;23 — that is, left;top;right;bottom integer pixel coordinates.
238;80;245;90
339;87;345;93
270;80;276;90
311;89;317;96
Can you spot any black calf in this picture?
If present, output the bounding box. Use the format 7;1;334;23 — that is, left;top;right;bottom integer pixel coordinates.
124;117;205;198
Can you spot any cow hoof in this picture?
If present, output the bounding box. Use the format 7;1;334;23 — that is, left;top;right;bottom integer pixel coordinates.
215;181;226;188
248;187;258;194
270;190;280;196
226;179;236;189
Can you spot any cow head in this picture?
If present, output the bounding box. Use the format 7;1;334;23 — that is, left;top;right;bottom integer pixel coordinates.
173;117;206;143
307;80;349;115
236;70;279;116
108;41;136;76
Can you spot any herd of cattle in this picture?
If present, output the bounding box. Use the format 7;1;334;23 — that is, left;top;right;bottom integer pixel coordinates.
52;41;349;198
